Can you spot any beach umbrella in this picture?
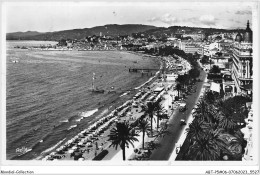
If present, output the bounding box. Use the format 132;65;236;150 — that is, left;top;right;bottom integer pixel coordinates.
78;133;84;137
68;149;74;154
50;152;56;156
60;145;66;150
67;140;73;144
56;148;62;152
78;142;84;146
72;146;78;150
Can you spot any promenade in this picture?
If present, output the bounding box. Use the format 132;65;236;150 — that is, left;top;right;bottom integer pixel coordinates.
149;68;206;160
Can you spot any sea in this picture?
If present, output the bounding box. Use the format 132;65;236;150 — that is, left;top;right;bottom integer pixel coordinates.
6;41;160;160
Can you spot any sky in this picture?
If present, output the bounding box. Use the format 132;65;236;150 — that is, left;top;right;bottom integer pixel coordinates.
4;1;254;33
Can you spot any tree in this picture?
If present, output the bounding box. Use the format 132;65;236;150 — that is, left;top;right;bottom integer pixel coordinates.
214;100;238;131
193;100;217;124
204;91;216;104
153;103;167;130
201;55;209;64
176;83;182;99
108;122;139;160
137;119;150;149
186;123;230;160
186;119;205;145
188;68;200;80
143;102;157;137
215;96;250;131
58;39;67;46
187;134;223;160
209;65;221;74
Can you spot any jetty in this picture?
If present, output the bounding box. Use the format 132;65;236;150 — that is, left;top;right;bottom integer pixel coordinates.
129;68;159;72
128;68;160;76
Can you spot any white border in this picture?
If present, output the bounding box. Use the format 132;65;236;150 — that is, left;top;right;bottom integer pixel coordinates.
1;0;259;174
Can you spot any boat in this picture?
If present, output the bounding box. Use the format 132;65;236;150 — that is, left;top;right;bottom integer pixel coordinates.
91;73;105;93
12;60;19;63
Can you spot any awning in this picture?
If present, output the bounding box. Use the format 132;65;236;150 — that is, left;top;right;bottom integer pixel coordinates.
210;82;220;93
240;84;252;91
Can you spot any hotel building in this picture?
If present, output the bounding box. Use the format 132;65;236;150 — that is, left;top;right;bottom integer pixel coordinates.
231;20;253;96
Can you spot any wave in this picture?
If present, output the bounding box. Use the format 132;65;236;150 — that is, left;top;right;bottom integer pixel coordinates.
67;125;77;130
75;108;99;122
95;109;109;120
80;108;98;118
120;92;128;97
17;148;32;157
75;117;83;122
39;138;66;156
60;119;69;123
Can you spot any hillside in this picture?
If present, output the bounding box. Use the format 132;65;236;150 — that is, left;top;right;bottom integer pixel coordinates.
6;24;157;41
6;24;245;41
141;26;245;37
6;31;45;40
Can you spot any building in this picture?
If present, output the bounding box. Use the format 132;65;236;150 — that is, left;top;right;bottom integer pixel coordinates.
231;20;253;96
178;41;201;54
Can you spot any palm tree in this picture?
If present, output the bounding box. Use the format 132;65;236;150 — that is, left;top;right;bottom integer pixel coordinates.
108;122;139;160
193;100;216;124
186;119;205;145
204;91;216;105
214;100;238;131
142;101;157;137
136;119;150;149
186;127;229;160
176;83;182;99
187;135;221;160
154;103;167;130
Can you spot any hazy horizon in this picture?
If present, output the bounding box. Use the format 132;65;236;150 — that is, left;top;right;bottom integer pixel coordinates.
7;23;252;34
4;1;253;33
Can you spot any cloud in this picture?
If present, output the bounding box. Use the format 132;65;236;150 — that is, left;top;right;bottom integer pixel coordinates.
199;15;216;26
229;18;241;24
235;10;252;15
148;14;217;27
147;13;178;25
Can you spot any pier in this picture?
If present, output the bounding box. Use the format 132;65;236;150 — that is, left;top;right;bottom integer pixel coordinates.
128;68;160;76
128;68;160;73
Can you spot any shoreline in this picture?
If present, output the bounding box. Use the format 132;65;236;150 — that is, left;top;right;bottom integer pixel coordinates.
7;48;161;160
24;51;162;161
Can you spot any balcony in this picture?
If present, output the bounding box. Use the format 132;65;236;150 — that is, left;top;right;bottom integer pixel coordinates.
233;49;252;57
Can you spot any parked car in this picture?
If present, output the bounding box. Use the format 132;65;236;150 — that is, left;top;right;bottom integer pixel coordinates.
179;103;187;112
180;119;186;125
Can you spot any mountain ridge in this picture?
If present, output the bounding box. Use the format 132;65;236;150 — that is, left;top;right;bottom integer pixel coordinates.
6;24;157;41
6;24;245;41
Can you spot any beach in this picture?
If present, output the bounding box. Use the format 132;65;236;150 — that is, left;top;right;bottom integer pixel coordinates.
39;53;194;161
6;41;160;160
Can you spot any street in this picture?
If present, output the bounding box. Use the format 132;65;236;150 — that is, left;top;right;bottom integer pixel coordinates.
149;69;206;160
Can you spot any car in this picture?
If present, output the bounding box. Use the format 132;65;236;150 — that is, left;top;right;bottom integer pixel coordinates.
180;119;186;125
179;103;187;112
